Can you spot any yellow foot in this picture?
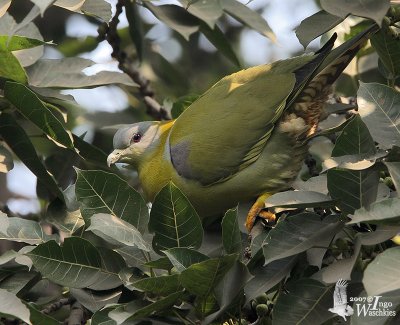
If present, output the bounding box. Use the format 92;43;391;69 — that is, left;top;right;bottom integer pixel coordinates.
259;209;276;224
245;193;276;232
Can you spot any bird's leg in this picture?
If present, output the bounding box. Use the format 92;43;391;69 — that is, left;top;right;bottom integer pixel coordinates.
245;193;276;232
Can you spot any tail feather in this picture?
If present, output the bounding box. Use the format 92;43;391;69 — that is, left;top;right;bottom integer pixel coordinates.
291;23;379;136
286;33;337;108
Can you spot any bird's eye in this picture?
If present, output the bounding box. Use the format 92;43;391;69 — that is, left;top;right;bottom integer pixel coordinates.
131;133;142;143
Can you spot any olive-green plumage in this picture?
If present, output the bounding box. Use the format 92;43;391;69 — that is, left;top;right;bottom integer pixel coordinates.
108;25;378;225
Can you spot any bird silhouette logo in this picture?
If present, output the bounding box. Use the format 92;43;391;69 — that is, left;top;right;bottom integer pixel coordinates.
329;279;354;320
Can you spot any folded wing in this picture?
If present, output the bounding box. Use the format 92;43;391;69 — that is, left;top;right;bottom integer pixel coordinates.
168;59;307;186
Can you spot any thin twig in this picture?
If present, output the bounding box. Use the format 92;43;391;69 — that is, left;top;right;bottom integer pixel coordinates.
64;301;87;325
99;0;171;120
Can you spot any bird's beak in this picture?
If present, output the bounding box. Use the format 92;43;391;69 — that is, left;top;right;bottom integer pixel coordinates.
107;149;123;167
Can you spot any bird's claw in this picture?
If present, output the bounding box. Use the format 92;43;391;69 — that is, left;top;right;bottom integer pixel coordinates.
245;207;276;232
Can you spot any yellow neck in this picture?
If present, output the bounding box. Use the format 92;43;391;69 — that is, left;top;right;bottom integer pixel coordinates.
138;120;175;201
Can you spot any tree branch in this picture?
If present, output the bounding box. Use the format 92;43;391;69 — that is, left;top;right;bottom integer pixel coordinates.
42;297;75;315
64;301;87;325
99;0;171;120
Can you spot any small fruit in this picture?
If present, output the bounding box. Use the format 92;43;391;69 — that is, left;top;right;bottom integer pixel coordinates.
255;293;269;305
256;304;269;318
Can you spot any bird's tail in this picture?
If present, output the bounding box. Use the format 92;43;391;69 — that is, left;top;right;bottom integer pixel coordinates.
292;23;380;136
346;305;354;314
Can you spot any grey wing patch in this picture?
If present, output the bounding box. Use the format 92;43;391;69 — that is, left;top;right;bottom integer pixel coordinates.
170;140;232;185
170;140;194;179
170;131;276;186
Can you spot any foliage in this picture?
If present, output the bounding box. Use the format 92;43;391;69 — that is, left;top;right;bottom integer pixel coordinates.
0;0;400;324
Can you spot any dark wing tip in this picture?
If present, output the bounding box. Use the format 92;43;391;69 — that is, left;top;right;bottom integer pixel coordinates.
315;32;337;55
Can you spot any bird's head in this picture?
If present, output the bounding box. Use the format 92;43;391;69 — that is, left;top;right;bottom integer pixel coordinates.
107;121;163;168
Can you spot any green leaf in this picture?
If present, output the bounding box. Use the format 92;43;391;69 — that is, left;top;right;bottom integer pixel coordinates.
4;81;74;149
80;0;112;22
0;35;49;51
363;246;400;296
143;257;173;270
171;94;200;119
0;13;44;67
195;293;219;318
130;274;182;295
358;82;400;149
72;134;111;169
0;50;28;83
0;270;39;296
179;0;223;28
245;256;297;303
264;191;335;209
88;247;126;291
44;151;77;190
262;213;343;265
0;288;31;324
371;29;400;79
322;151;386;172
0;113;64;200
273;279;334;324
293;175;328;194
91;307;117;325
311;115;356;143
87;214;151;252
221;0;275;41
26;58;137;88
325;103;357;115
295;10;343;48
125;291;183;320
75;169;148;231
328;169;379;214
312;236;361;283
70;288;122;313
163;247;208;272
28;304;59;325
327;115;379;214
46;198;84;235
27;237;103;288
124;1;143;62
149;182;203;254
222;208;242;254
203;262;252;325
320;0;390;26
14;247;35;269
385;161;400;196
331;115;375;156
199;22;240;67
0;250;18;265
0;212;57;245
348;198;400;225
108;296;182;323
247;230;269;267
143;3;199;40
360;224;400;245
116;246;148;268
180;254;237;297
0;144;13;173
57;35;98;57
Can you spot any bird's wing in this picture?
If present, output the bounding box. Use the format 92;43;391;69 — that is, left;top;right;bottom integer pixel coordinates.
333;279;348;307
167;52;334;185
168;23;379;186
